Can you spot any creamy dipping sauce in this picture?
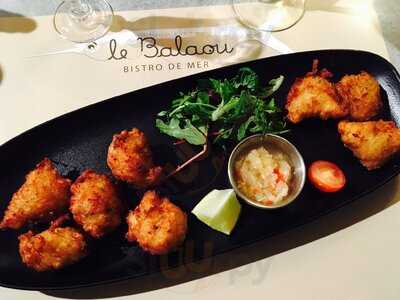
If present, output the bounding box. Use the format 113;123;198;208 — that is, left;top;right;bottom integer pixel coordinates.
234;146;292;205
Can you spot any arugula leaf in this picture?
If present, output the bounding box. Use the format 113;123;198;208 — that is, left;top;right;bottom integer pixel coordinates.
169;92;215;121
156;118;207;146
232;67;259;91
155;68;288;146
209;78;236;103
157;110;168;117
211;96;240;121
213;128;233;144
237;116;255;141
262;75;284;98
250;98;287;134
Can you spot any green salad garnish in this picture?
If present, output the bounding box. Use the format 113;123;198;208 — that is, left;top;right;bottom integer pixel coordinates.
156;68;288;146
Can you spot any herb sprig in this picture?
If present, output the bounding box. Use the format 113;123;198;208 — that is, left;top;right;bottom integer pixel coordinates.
156;68;288;146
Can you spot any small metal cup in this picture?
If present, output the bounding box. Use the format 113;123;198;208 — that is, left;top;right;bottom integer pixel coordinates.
228;134;306;209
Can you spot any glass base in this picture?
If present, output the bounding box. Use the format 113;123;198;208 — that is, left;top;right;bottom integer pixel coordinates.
232;0;306;32
54;0;114;43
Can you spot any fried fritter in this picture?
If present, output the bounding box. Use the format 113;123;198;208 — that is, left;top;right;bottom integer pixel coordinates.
70;170;123;238
286;60;348;123
18;227;88;272
107;128;163;189
126;190;187;255
338;120;400;170
0;158;71;230
336;71;382;121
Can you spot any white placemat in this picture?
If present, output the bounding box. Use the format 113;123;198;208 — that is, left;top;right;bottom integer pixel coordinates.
0;1;399;299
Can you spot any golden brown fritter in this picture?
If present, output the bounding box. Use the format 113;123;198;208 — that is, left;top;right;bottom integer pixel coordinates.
18;227;88;272
126;190;187;255
70;170;123;238
336;71;382;121
286;60;348;123
338;120;400;170
107;128;163;189
0;158;71;230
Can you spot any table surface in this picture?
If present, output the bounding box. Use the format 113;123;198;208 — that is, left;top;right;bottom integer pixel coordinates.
0;1;400;300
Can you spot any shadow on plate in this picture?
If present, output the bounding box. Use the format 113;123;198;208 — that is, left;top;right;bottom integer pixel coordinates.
42;176;400;299
0;10;37;33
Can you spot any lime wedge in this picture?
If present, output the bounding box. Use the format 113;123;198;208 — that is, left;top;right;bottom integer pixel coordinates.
192;189;241;235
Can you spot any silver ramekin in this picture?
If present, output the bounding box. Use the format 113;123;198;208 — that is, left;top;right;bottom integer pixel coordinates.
228;134;306;209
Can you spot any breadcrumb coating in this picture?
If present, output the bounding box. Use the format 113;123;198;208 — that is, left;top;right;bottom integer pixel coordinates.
0;158;71;230
126;191;187;255
107;128;162;189
336;71;382;121
18;227;88;272
70;170;123;238
338;120;400;170
286;60;348;123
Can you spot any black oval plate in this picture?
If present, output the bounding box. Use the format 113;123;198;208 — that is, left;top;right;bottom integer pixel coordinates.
1;50;400;290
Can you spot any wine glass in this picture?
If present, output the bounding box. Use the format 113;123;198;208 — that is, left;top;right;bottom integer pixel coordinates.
54;0;114;43
232;0;306;32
